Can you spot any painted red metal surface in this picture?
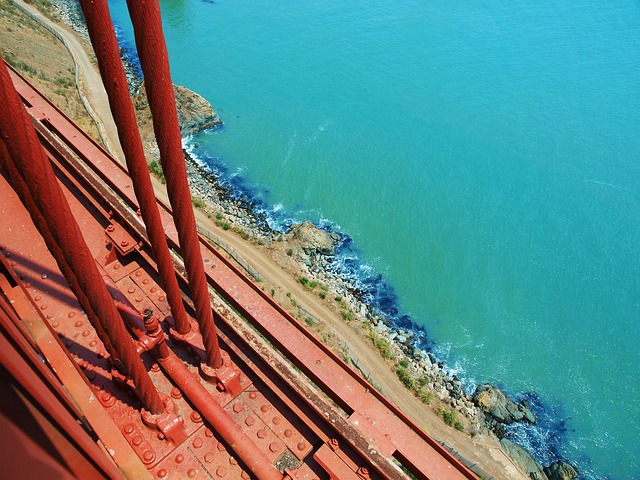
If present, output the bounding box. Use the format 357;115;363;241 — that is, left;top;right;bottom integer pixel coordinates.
126;0;224;370
0;61;163;415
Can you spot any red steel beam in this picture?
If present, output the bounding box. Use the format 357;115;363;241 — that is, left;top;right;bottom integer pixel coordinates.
77;0;193;338
125;0;224;368
0;62;164;415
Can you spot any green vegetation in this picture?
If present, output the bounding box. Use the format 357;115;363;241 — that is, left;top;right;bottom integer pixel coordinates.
148;160;166;183
436;406;463;430
191;196;205;208
396;366;414;389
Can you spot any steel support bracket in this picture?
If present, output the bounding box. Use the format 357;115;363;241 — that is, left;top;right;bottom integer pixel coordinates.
199;349;243;397
104;220;138;264
141;394;186;445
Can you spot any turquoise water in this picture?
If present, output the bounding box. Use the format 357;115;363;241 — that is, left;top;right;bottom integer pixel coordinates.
108;1;640;478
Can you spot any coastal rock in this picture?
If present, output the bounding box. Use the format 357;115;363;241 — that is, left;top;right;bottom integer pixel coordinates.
286;222;341;264
473;384;536;425
500;438;548;480
134;84;222;137
544;460;578;480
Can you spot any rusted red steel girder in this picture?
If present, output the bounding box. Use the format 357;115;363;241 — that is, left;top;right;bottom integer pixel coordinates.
0;140;121;363
125;0;224;369
0;296;124;480
77;0;193;338
0;62;164;415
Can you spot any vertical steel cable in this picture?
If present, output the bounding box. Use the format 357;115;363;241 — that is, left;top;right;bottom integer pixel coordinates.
125;0;223;368
0;62;164;414
78;0;193;336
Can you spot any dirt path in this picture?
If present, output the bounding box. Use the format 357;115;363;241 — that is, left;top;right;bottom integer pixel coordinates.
9;5;528;478
14;0;125;162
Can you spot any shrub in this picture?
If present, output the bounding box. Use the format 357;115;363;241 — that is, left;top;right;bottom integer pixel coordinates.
191;196;205;208
286;248;293;256
148;160;166;183
396;367;414;389
399;359;409;369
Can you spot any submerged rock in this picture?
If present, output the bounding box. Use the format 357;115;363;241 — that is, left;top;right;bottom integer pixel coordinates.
473;384;536;425
544;460;578;480
500;438;548;480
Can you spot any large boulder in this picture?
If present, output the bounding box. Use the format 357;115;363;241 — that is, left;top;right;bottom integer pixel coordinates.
544;460;578;480
134;84;222;136
500;438;548;480
473;384;536;425
287;222;340;257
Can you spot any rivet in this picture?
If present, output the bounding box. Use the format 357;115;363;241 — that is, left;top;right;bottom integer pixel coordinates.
233;403;243;413
216;467;226;477
193;437;203;449
10;260;17;266
46;313;53;319
269;442;279;452
52;321;60;328
157;469;167;478
229;457;237;466
157;432;165;440
245;416;255;427
143;279;150;285
190;411;202;423
34;295;41;301
260;405;269;413
249;392;257;400
204;452;215;463
257;429;267;439
241;472;250;479
170;387;182;399
68;311;76;318
24;282;31;288
75;320;83;327
158;295;166;302
284;429;293;438
297;441;306;451
89;340;98;347
187;469;197;478
123;424;135;435
150;287;157;293
272;416;281;425
40;304;48;310
135;271;142;277
175;453;184;464
205;428;213;438
128;287;136;294
142;451;155;464
132;435;143;446
113;263;120;270
82;330;91;337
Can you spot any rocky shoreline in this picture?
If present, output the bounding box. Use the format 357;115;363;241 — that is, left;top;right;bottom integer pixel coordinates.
49;1;578;478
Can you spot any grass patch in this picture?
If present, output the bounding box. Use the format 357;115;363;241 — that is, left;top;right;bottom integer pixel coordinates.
191;196;205;208
148;160;166;183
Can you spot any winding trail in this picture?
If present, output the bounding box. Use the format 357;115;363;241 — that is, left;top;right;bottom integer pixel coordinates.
14;0;125;163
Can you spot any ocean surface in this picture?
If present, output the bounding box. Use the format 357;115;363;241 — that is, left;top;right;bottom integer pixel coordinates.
107;1;640;478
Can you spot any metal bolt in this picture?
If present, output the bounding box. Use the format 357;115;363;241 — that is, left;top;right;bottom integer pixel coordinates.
249;392;257;400
142;451;156;464
75;320;83;327
123;424;135;435
229;457;237;466
204;452;215;463
170;387;182;399
120;240;129;248
157;469;167;478
34;295;41;301
245;416;255;427
233;403;243;413
272;416;281;425
284;429;292;438
68;311;76;318
106;225;115;232
216;467;227;477
187;469;197;478
205;428;213;438
257;429;267;439
175;454;184;464
193;437;203;449
297;441;306;451
132;436;143;446
269;442;279;453
190;411;202;423
260;405;269;413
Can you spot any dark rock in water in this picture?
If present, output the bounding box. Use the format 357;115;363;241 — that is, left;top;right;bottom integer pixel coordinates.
500;438;548;480
544;460;578;480
473;384;536;425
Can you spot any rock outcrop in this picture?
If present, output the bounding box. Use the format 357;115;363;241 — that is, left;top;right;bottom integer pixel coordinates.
284;222;341;267
473;384;536;425
134;84;222;137
544;460;578;480
500;438;548;480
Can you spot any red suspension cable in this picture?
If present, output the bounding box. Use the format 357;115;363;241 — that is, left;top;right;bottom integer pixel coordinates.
126;0;223;368
78;0;193;337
